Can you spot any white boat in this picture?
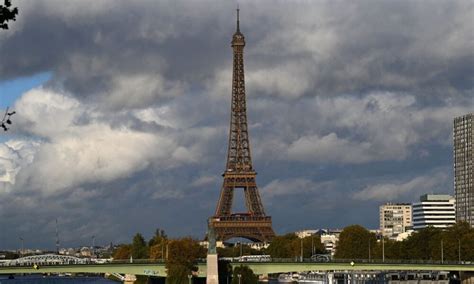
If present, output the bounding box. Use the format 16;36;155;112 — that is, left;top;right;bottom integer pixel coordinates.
278;273;296;283
298;272;327;283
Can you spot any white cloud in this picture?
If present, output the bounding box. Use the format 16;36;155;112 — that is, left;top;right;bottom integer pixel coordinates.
0;140;39;186
269;92;473;165
104;73;186;109
191;175;218;188
8;87;197;195
352;170;450;201
261;178;334;199
287;133;373;164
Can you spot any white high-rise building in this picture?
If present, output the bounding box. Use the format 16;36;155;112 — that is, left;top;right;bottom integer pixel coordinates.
379;203;412;238
412;194;456;230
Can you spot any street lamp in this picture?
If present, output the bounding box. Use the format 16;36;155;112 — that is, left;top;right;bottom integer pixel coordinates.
458;239;461;263
368;239;371;262
441;239;444;264
91;236;95;257
300;238;304;262
19;237;24;256
238;273;242;284
382;235;385;263
188;274;192;284
161;243;164;262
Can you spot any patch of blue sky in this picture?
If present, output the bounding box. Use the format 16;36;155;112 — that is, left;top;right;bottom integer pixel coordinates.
0;72;52;108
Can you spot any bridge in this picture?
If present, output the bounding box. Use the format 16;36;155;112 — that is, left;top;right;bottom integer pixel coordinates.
0;257;473;279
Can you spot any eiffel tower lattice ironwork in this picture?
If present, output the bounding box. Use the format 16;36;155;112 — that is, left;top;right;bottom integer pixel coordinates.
209;9;275;243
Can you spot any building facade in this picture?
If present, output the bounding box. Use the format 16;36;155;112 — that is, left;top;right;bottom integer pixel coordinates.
379;203;412;238
412;194;456;230
454;113;473;226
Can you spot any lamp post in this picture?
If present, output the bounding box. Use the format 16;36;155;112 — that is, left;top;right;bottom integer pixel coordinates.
161;243;164;262
240;242;243;257
19;237;24;256
441;239;444;264
300;238;304;262
238;273;242;284
188;274;192;284
312;235;315;256
382;235;385;263
91;235;95;257
458;239;461;263
368;239;371;262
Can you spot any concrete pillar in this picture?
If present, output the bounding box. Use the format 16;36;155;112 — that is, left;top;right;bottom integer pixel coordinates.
206;254;219;284
327;272;334;284
461;278;473;284
123;274;137;284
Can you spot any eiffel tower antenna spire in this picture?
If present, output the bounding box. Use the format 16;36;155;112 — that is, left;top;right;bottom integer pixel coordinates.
236;6;240;32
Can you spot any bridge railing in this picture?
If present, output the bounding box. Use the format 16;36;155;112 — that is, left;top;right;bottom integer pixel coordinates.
0;259;166;267
234;258;474;266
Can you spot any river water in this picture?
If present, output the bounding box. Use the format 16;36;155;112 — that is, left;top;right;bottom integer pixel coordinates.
0;276;117;284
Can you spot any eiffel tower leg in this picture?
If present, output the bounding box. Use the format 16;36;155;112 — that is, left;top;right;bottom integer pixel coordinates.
215;186;234;216
244;186;265;216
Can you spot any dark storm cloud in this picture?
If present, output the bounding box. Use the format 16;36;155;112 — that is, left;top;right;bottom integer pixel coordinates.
0;0;472;248
0;1;472;102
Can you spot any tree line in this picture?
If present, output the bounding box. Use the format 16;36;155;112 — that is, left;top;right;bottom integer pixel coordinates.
112;223;473;283
334;222;474;261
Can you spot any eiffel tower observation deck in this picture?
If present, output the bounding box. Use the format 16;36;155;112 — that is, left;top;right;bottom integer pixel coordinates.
209;9;275;243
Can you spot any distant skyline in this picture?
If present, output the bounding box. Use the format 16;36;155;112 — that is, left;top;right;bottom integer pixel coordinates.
0;0;473;249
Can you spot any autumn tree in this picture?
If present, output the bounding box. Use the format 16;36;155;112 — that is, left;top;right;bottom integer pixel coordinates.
165;237;206;284
113;244;132;260
149;228;168;261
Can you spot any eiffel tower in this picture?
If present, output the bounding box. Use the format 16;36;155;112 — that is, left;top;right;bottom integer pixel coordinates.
209;9;275;243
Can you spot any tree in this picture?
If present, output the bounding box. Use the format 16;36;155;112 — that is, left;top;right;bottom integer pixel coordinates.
0;0;18;30
266;233;298;258
131;233;149;259
1;0;18;131
149;228;167;247
218;259;232;284
149;228;168;260
113;244;132;260
231;265;258;284
334;225;376;259
165;237;206;284
439;221;474;261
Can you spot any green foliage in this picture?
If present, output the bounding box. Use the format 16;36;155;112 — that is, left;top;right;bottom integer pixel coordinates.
265;233;326;259
131;233;149;259
334;225;376;259
165;237;206;284
218;260;232;284
266;233;298;258
231;265;258;284
335;222;474;261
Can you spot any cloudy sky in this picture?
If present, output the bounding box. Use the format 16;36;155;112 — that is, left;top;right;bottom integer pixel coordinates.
0;0;473;249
